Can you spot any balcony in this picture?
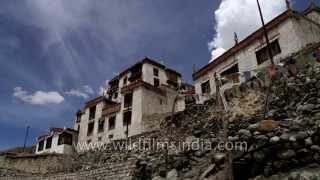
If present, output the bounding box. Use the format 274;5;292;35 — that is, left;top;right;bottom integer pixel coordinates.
102;104;121;116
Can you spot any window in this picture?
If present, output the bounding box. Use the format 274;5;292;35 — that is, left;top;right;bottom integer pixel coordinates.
58;132;73;145
154;78;160;87
89;106;96;120
45;137;52;149
123;111;132;127
108;134;114;139
98;118;105;133
76;113;81;122
124;93;133;108
123;76;128;86
114;92;118;99
108;116;116;130
153;68;159;77
159;98;163;105
87;139;91;144
256;39;281;65
38;140;44;151
87;122;94;136
220;64;240;84
201;80;211;94
98;137;102;141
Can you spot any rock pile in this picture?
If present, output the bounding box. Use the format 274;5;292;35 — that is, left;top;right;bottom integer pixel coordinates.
148;64;320;180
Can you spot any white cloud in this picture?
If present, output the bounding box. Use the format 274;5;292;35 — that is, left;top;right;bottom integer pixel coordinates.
13;87;64;105
65;89;89;99
83;85;94;94
208;0;286;62
65;85;95;99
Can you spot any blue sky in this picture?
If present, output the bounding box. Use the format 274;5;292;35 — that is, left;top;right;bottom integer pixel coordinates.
0;0;314;150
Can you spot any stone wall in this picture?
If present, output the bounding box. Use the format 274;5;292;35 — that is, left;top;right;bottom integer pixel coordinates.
0;154;71;174
1;159;136;180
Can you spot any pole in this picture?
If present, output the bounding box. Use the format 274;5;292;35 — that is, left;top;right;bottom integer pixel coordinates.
256;0;275;66
23;126;30;153
214;74;233;180
256;0;276;118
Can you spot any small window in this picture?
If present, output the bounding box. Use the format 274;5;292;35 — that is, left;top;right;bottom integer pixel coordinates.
89;106;96;120
87;122;94;136
256;39;281;65
108;134;114;139
76;114;81;122
114;92;118;99
123;76;128;86
159;98;163;105
124;93;133;108
108;116;116;130
87;139;91;144
98;137;102;141
98;118;105;133
45;137;52;149
38;140;44;151
123;111;132;127
154;78;160;87
201;80;211;94
58;132;73;145
153;68;159;77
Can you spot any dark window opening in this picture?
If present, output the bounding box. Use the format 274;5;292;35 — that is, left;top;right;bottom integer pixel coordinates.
220;64;240;84
114;92;118;99
45;137;52;149
153;68;159;77
166;70;179;88
38;140;44;151
129;63;142;82
108;116;116;130
154;78;160;87
87;139;91;144
76;112;81;123
124;93;133;108
109;134;114;139
201;80;211;94
98;118;105;133
87;122;94;136
256;39;281;65
98;137;102;141
89;106;96;120
58;132;72;145
123;76;128;86
123;111;132;127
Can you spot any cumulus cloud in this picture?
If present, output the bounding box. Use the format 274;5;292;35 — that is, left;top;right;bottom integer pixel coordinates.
65;85;94;99
208;0;286;62
13;87;64;105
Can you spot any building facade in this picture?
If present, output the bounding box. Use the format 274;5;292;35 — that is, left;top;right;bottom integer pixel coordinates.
193;6;320;103
74;58;189;146
35;128;78;155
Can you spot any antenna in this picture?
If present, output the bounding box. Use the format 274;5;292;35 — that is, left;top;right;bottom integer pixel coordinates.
234;32;239;45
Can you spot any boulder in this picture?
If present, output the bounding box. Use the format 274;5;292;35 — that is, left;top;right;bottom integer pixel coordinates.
258;120;279;132
166;169;178;180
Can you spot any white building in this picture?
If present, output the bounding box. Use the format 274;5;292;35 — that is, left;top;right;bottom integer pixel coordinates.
35;128;78;155
193;5;320;103
74;57;191;146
